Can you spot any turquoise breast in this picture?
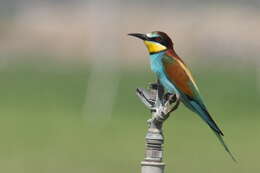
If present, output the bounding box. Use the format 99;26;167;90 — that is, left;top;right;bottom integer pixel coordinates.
149;52;179;94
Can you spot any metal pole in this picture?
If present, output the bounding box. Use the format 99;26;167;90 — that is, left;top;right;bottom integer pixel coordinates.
136;82;179;173
141;118;165;173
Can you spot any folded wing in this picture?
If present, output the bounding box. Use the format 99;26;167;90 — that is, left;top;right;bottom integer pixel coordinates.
162;54;223;136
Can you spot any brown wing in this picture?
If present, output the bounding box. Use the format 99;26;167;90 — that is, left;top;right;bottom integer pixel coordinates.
163;56;200;99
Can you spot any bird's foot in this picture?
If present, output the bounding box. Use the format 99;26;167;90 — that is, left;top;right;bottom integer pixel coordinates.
136;82;180;124
168;94;180;114
162;93;180;114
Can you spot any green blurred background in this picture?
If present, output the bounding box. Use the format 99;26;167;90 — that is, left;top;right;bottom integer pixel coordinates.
0;0;259;173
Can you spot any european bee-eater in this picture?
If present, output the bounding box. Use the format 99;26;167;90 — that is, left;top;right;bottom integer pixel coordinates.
128;31;236;162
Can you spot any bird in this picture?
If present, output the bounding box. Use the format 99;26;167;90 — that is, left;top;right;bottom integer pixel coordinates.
128;31;236;162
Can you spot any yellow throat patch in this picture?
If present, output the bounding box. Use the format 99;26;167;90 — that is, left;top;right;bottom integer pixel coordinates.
144;41;167;53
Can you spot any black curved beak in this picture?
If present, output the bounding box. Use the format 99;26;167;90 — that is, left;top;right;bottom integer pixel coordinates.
128;33;148;40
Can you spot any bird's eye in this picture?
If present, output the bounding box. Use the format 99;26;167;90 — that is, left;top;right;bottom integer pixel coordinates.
155;37;162;42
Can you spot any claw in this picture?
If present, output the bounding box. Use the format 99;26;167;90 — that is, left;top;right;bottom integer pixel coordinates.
163;93;174;106
169;94;177;104
137;81;180;123
168;95;180;114
164;92;172;101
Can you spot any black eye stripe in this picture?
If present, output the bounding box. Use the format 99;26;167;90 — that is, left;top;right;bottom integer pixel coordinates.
150;37;167;47
146;32;173;48
155;37;162;41
151;37;162;43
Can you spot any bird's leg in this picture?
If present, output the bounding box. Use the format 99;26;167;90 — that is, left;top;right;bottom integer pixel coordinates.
161;92;180;116
163;93;175;107
137;81;180;124
168;94;180;114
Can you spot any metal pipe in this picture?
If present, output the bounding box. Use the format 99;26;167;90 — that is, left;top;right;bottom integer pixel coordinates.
141;118;165;173
136;82;180;173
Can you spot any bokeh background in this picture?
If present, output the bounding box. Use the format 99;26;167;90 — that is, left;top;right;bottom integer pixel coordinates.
0;0;259;172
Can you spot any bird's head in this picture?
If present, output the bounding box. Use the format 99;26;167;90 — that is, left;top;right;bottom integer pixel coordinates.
128;31;173;54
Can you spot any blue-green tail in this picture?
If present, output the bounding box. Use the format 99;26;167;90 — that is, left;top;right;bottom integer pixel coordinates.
192;102;237;162
181;95;237;162
214;131;237;162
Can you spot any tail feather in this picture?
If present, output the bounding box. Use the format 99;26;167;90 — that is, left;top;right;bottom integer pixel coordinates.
189;100;224;135
180;94;237;162
213;131;237;163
